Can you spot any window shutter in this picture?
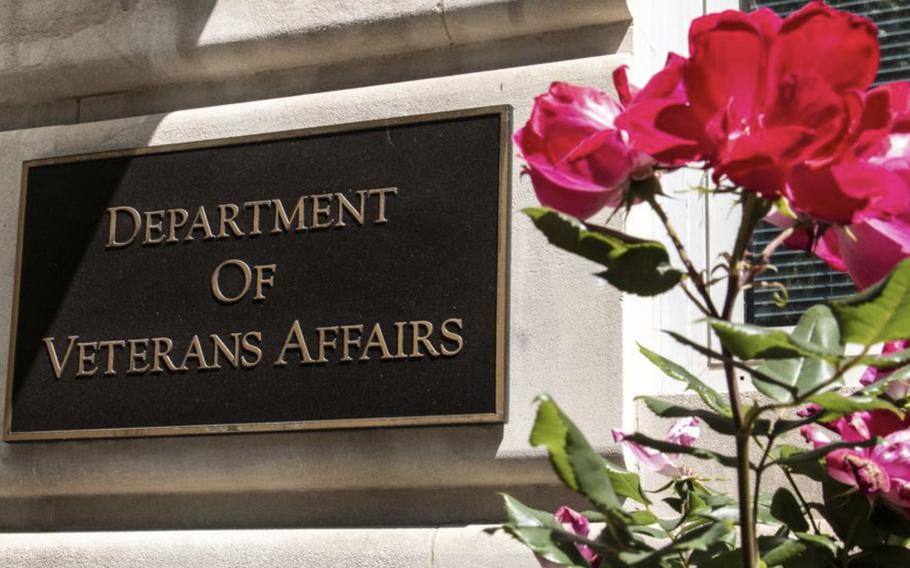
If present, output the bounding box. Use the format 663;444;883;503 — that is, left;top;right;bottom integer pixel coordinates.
742;0;907;326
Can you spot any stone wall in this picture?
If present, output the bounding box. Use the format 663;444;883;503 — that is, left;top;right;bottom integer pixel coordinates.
0;1;634;565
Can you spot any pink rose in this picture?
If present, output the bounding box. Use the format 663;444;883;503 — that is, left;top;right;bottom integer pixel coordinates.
515;81;654;220
861;340;910;399
612;417;700;477
781;84;910;289
536;506;600;568
802;410;910;512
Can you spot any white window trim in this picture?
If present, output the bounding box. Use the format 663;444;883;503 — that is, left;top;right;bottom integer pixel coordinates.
622;0;749;413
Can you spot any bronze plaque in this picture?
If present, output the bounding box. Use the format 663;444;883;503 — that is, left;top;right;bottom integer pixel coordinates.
5;106;510;441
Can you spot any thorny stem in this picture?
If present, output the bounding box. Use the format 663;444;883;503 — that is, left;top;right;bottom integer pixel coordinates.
650;190;761;567
679;280;712;317
751;435;775;531
646;196;720;318
722;193;765;568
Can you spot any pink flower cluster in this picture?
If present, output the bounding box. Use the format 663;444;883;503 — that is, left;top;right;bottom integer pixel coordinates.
861;340;910;399
612;417;700;478
536;506;601;568
514;1;910;289
802;410;910;512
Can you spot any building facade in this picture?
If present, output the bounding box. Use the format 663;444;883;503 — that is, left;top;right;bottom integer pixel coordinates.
2;0;892;566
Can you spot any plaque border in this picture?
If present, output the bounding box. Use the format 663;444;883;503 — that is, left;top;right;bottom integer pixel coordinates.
4;105;511;441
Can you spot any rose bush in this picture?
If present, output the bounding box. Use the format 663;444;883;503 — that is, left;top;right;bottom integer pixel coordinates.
495;2;910;567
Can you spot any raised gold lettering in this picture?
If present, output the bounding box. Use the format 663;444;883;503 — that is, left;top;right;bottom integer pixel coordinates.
440;318;464;356
98;339;126;375
75;341;99;377
186;206;215;241
151;337;181;373
339;324;363;362
316;326;338;363
106;206;141;248
272;197;306;234
275;321;314;366
410;320;440;358
166;209;189;243
43;336;78;379
143;210;166;244
217;204;244;239
240;331;262;368
127;339;150;374
310;194;335;229
244;200;272;236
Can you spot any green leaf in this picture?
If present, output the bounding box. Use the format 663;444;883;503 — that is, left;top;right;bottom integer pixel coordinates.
755;306;843;402
860;364;910;396
831;258;910;346
530;396;621;511
760;536;808;567
709;319;837;361
793;532;837;557
861;347;910;369
523;207;683;296
808;392;902;421
770;488;810;534
530;396;573;488
638;396;735;435
621;432;739;468
638;345;730;414
499;494;592;567
628;510;658;526
695;548;744;568
604;459;651;507
620;521;733;565
773;437;880;467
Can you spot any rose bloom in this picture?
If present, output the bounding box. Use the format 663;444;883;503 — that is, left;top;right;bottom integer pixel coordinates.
860;340;910;399
802;410;910;513
514;81;654;220
536;506;600;568
612;417;700;477
617;2;909;227
776;81;910;289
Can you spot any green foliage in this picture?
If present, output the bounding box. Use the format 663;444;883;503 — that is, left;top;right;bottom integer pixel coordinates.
530;395;622;511
638;345;731;415
770;488;809;534
832;259;910;346
523;207;683;296
709;319;837;361
807;392;902;421
620;432;739;468
639;396;736;435
506;183;910;568
499;494;593;567
755;306;843;402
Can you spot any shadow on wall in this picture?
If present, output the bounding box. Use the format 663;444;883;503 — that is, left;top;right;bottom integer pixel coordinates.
0;0;218;129
0;1;525;532
0;0;632;129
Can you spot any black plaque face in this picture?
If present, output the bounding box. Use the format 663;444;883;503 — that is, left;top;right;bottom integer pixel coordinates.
4;107;510;441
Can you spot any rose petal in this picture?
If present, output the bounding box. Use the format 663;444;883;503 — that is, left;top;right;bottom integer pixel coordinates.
612;428;681;477
770;2;879;93
686;9;771;121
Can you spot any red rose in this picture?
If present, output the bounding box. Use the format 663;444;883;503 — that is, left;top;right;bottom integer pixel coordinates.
514;82;654;220
617;2;897;224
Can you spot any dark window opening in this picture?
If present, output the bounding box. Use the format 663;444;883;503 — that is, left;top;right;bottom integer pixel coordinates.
743;0;908;325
